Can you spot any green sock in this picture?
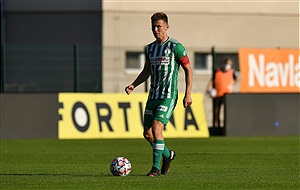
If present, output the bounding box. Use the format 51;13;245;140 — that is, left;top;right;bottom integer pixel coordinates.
162;145;170;159
152;140;164;169
150;141;170;160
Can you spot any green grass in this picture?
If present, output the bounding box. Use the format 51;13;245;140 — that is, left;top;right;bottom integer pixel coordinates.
1;136;299;189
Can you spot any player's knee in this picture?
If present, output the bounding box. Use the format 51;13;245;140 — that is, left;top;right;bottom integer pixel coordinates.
143;131;149;139
143;131;153;142
152;120;164;138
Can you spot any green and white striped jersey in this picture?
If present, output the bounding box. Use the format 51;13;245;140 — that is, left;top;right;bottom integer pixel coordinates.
145;37;188;100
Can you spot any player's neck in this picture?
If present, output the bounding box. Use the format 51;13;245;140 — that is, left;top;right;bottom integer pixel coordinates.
156;36;169;44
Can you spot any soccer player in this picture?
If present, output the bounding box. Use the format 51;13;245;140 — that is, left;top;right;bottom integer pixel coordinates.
125;12;193;176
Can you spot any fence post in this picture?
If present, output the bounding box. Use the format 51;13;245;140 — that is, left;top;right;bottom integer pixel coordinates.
211;46;216;71
74;44;79;92
1;43;6;93
211;46;216;129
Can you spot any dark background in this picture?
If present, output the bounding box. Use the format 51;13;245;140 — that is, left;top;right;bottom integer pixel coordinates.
225;93;300;136
1;0;102;92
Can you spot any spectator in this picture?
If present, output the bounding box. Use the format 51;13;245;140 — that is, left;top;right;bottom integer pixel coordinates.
206;58;238;134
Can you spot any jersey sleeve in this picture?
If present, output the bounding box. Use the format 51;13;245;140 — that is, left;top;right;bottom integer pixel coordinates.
174;43;190;66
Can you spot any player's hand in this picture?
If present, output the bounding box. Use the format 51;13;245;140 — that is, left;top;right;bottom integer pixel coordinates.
183;94;192;108
125;85;134;95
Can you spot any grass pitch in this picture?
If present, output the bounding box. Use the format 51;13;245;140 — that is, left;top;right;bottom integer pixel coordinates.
1;136;299;189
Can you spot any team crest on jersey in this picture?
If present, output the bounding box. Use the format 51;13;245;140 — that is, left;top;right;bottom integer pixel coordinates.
164;49;171;56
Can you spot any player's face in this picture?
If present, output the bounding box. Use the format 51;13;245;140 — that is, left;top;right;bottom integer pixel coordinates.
151;19;169;41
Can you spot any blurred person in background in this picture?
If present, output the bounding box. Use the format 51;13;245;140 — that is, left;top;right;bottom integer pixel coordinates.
206;58;238;134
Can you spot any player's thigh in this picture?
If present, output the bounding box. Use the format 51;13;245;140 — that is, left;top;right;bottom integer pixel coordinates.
153;98;177;126
143;99;157;127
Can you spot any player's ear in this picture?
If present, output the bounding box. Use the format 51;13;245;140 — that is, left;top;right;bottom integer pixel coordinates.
166;24;169;31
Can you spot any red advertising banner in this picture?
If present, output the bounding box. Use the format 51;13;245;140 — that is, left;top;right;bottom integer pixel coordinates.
239;48;300;93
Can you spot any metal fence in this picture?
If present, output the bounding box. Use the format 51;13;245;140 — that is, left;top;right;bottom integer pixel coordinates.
1;44;102;93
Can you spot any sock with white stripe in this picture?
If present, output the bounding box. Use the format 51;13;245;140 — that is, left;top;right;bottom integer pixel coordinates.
152;140;164;169
150;141;170;160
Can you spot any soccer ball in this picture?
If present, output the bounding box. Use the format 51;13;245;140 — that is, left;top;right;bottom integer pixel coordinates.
110;157;131;176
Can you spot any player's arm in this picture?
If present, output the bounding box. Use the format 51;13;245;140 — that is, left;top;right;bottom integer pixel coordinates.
175;43;193;108
181;63;193;108
125;61;151;95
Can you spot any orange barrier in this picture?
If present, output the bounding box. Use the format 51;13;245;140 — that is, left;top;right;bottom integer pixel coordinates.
239;48;299;93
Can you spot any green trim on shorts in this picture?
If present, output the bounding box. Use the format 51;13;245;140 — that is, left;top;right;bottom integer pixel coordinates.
143;98;177;126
